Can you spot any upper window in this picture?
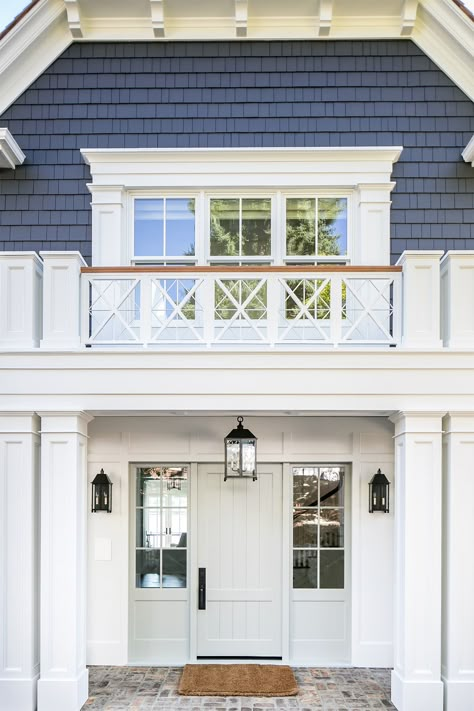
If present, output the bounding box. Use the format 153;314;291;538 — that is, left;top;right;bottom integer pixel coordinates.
134;198;195;261
286;197;347;260
209;197;272;260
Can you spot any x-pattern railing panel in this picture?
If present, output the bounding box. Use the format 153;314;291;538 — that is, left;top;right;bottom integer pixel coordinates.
81;269;401;348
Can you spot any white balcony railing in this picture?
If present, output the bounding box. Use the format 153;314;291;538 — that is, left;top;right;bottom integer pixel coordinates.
80;266;402;348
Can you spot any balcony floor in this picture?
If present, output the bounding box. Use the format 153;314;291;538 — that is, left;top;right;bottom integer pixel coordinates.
82;665;394;709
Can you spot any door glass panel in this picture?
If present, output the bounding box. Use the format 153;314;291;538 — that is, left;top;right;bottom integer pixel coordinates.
320;467;344;506
293;510;318;548
319;508;344;548
162;549;187;588
293;466;318;507
135;465;189;589
292;465;346;590
320;550;344;589
293;550;318;588
136;549;161;588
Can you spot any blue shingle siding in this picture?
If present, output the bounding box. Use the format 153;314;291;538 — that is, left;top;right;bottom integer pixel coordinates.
0;40;473;264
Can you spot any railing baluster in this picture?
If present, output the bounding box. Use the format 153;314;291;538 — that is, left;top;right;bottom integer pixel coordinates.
330;274;343;346
140;274;152;347
201;275;214;347
266;275;279;346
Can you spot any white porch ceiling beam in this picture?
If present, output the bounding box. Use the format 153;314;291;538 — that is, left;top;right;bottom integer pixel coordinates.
64;0;83;38
150;0;165;38
319;0;333;37
401;0;419;36
235;0;248;38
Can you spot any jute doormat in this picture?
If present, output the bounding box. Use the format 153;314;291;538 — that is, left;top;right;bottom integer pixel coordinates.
178;664;298;696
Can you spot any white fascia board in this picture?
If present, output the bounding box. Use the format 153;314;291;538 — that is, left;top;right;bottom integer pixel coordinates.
414;0;474;102
81;146;402;189
0;0;72;117
462;135;474;166
0;128;26;169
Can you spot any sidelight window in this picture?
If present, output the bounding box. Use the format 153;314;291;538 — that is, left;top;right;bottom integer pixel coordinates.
292;465;345;589
135;465;188;589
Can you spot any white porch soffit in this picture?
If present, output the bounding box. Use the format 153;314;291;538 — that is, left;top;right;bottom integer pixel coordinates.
0;0;472;120
0;128;25;169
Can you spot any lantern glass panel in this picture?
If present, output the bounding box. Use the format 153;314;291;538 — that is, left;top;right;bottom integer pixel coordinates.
241;440;256;474
226;440;240;476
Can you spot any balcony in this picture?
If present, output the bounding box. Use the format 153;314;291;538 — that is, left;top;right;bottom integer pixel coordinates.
1;250;473;352
80;266;401;349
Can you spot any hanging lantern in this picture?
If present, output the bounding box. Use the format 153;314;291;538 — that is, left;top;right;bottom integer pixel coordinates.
224;416;257;481
368;468;390;513
91;468;113;513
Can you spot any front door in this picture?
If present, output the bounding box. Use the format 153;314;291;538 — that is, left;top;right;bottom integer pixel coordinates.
197;463;283;658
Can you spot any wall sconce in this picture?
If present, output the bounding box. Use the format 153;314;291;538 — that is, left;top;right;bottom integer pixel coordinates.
91;468;113;513
224;416;257;481
369;468;390;513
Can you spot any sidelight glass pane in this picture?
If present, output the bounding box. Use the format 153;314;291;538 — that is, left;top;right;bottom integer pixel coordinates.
293;510;318;548
162;466;188;507
318;197;347;256
162;549;187;588
166;198;195;257
210;199;239;256
241;198;271;256
319;508;344;548
134;199;164;257
286;197;316;256
320;467;344;506
136;549;160;588
320;550;344;589
293;466;318;507
293;550;318;588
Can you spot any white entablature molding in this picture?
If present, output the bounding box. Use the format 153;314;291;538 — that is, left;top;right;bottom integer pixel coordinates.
81;146;401;267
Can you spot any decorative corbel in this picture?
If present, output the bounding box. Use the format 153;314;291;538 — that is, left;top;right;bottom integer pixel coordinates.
319;0;333;36
401;0;418;36
64;0;83;39
236;0;248;38
150;0;165;38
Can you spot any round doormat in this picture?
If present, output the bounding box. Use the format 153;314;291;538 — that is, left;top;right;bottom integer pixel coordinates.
178;663;299;696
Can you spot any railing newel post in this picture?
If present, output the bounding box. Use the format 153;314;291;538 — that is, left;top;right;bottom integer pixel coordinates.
330;273;343;346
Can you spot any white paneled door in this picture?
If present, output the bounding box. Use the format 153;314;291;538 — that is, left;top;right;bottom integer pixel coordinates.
197;463;283;658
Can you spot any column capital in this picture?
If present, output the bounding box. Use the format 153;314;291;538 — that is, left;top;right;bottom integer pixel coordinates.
38;411;94;437
390;411;446;436
0;412;40;434
443;412;474;434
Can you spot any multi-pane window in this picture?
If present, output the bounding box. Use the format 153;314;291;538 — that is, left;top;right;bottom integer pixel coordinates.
292;465;345;589
134;198;196;261
135;465;188;589
209;198;272;260
286;197;348;259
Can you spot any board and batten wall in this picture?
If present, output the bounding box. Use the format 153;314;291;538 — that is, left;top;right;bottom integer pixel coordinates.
86;415;394;667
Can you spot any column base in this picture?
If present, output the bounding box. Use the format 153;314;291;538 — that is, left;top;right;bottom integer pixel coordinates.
391;670;443;711
0;676;39;711
37;668;88;711
443;678;474;711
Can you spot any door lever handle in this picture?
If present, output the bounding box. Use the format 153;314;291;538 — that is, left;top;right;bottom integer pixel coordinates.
198;568;206;610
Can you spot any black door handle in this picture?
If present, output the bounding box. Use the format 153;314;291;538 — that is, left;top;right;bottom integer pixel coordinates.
198;568;206;610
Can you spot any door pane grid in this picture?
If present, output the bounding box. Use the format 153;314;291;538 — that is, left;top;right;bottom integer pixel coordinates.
293;466;345;589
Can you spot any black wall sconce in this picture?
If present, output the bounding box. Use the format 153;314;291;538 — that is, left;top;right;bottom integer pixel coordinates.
369;468;390;513
224;416;257;481
91;468;113;513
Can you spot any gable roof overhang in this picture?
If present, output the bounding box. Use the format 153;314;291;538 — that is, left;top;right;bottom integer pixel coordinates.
0;0;472;121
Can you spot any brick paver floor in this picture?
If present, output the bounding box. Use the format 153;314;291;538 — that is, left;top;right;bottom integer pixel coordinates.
82;665;396;710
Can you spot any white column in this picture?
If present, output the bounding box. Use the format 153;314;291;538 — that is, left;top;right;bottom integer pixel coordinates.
40;252;86;349
397;251;444;348
356;184;395;265
87;185;125;266
0;414;40;711
440;251;474;348
442;413;474;710
37;412;93;711
0;252;42;349
391;412;444;711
